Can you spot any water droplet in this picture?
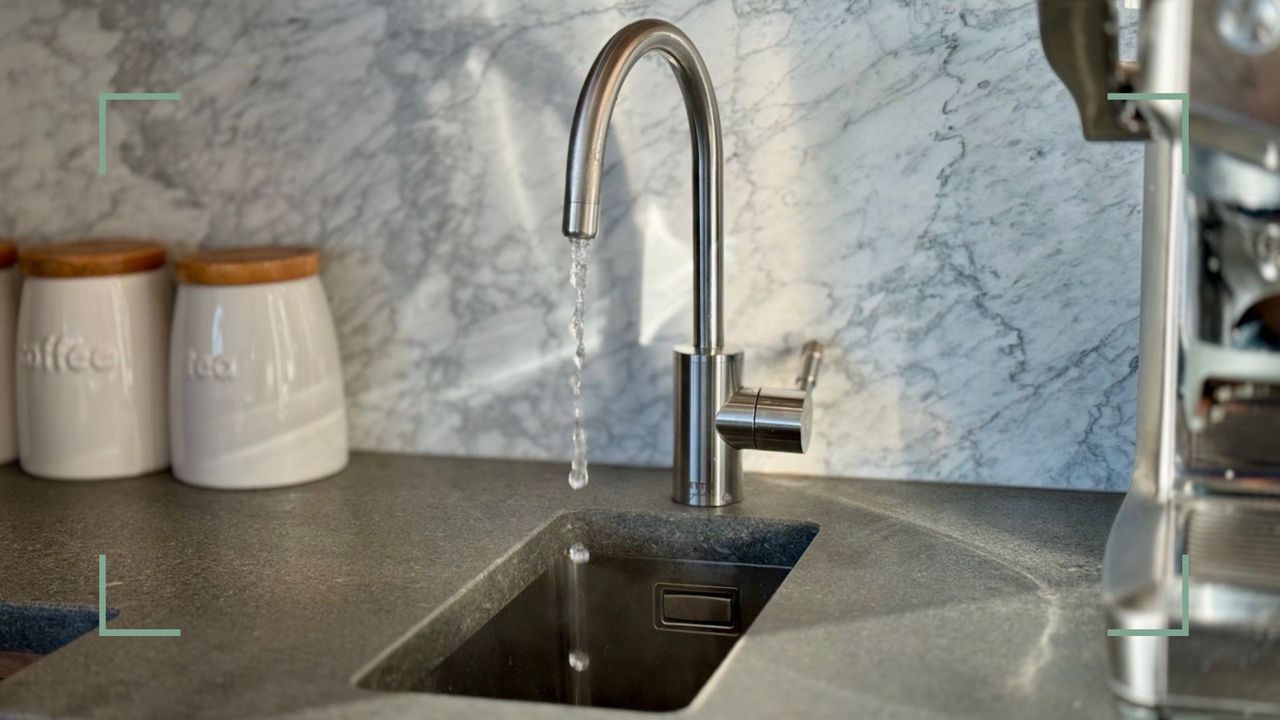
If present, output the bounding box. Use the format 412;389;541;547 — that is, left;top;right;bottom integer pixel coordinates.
568;452;588;488
568;542;590;564
568;649;590;672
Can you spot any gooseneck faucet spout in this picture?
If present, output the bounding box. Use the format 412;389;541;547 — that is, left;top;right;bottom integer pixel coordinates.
562;18;723;350
562;19;821;507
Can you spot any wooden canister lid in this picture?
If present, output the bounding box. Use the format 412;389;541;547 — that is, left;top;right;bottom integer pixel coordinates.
20;240;167;278
0;241;17;269
175;247;320;286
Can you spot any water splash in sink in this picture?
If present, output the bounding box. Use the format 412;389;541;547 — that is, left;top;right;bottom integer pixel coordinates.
568;237;591;490
566;541;591;703
568;648;590;673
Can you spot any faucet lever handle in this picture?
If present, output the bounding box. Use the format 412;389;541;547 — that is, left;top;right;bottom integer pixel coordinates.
795;340;824;392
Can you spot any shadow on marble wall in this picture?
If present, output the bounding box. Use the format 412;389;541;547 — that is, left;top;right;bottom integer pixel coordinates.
317;9;656;469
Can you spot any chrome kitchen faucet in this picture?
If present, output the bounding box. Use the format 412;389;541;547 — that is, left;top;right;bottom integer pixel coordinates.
562;19;823;507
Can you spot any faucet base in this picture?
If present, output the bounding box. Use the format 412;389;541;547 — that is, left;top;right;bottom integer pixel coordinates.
672;346;742;507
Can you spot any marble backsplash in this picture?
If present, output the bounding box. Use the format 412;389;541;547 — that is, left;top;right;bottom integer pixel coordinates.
0;1;1144;489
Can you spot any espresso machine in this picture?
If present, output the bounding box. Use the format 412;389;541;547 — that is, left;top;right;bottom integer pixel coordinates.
1039;0;1280;715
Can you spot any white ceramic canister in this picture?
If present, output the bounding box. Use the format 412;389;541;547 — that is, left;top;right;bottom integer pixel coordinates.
170;247;348;489
0;241;20;464
16;240;171;479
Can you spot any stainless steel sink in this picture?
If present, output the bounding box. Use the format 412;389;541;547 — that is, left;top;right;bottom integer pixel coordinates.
356;510;818;712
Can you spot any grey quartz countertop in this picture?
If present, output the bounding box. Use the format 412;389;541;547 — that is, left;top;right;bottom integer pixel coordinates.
0;452;1123;720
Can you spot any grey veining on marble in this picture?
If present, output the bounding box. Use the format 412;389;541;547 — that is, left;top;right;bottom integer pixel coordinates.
0;452;1124;719
0;1;1144;489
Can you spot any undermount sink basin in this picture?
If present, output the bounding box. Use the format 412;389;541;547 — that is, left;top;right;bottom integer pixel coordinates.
356;509;818;712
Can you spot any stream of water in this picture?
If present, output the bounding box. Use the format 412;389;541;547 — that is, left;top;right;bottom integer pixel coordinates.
568;237;591;490
567;241;593;694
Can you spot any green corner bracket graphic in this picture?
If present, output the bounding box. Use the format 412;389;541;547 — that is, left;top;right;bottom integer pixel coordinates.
97;92;182;176
1106;92;1189;175
1107;553;1190;638
98;554;181;638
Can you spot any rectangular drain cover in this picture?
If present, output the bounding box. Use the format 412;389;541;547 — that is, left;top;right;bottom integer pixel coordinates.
654;583;740;635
